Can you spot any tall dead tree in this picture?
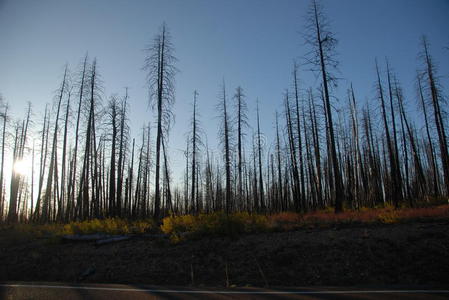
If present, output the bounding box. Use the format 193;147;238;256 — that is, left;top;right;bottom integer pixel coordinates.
144;23;177;220
421;37;449;196
108;95;119;216
189;90;202;213
292;63;306;211
218;83;233;214
42;66;68;221
386;60;403;202
116;89;129;217
77;59;100;220
348;85;365;207
0;100;8;220
417;73;439;196
33;104;50;220
256;100;265;211
375;60;401;207
305;0;344;212
66;55;88;221
395;80;426;199
59;87;71;220
284;92;301;211
275;112;283;211
234;86;248;210
8;104;31;223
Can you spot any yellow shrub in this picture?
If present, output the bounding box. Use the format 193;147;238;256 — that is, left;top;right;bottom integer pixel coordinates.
378;210;399;224
161;211;269;240
60;218;154;235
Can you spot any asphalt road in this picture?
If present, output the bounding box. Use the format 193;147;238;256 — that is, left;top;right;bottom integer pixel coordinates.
1;283;449;299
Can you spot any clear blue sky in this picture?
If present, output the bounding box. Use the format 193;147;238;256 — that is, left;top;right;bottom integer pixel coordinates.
1;0;448;182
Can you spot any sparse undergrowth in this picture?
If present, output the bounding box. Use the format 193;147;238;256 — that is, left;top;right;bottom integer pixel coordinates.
0;218;156;240
161;204;449;242
1;204;448;242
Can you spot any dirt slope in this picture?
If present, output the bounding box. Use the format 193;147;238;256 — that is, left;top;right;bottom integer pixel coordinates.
1;221;448;287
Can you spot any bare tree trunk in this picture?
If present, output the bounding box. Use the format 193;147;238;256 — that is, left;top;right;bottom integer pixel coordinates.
222;85;232;215
275;113;283;212
256;100;265;212
154;27;166;220
284;93;300;212
396;83;425;200
191;91;198;214
309;90;323;209
162;134;172;215
78;59;98;220
422;38;449;196
310;0;344;212
376;61;401;208
293;63;306;211
116;89;128;218
43;66;67;222
59;89;71;221
0;103;8;220
417;74;439;196
9;104;31;223
108;96;118;217
386;61;403;201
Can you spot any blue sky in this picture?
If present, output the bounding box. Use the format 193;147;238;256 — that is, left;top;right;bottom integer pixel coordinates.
1;0;448;182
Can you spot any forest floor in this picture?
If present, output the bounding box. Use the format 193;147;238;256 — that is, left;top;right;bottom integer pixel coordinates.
1;218;449;287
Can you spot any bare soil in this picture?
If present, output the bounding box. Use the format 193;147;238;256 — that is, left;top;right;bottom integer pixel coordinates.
1;220;448;287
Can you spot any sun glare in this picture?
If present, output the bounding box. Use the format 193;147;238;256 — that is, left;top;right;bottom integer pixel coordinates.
13;159;30;176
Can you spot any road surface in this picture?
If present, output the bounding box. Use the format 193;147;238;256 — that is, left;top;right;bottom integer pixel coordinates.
1;283;449;299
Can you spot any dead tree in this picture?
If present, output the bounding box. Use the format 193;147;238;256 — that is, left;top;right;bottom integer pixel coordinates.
41;66;68;221
292;63;306;211
0;100;8;220
34;104;50;221
256;100;265;212
59;86;71;221
107;95;119;217
144;23;177;220
420;37;449;196
284;92;301;211
116;89;129;217
8;104;31;223
218;83;233;214
395;80;426;200
417;73;439;196
305;0;344;212
233;86;248;211
275;112;283;212
66;55;88;221
375;60;401;207
77;59;101;220
189;90;202;214
386;61;403;203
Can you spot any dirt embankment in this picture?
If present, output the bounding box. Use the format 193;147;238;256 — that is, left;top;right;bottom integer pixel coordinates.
1;221;448;287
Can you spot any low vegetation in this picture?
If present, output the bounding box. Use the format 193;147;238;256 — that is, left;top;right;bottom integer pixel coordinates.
2;204;447;243
161;204;449;241
0;218;156;239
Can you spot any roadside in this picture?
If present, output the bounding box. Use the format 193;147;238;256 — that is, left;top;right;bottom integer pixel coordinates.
1;220;448;287
2;283;449;300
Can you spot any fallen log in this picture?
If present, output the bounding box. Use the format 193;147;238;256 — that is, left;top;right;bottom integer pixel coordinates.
62;234;112;241
96;236;130;245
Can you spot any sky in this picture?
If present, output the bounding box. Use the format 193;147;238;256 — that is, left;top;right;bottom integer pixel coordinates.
0;0;448;183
